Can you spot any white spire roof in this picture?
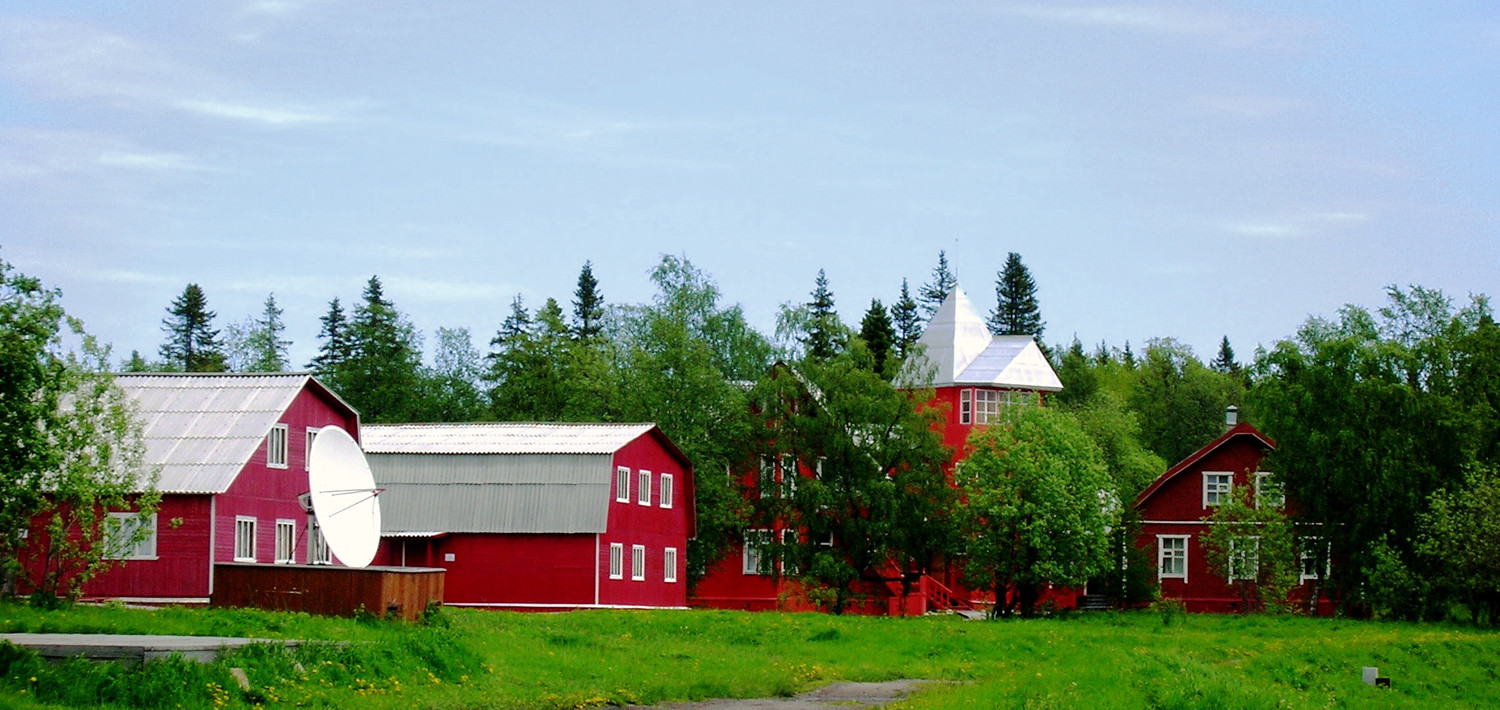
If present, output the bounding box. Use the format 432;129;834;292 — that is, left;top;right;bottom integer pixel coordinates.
907;288;1063;391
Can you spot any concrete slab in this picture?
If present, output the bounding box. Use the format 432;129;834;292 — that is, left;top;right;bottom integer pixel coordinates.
0;633;300;664
653;680;936;710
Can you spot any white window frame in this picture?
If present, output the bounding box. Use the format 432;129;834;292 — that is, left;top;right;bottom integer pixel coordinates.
974;389;999;424
1203;472;1233;507
1157;534;1188;582
1228;536;1261;582
1255;471;1284;508
758;455;775;498
660;474;674;509
615;467;630;503
234;516;257;562
743;529;770;575
608;543;623;579
1300;537;1327;583
664;547;678;583
274;519;296;564
780;454;797;498
638;470;652;506
631;544;646;581
308;519;331;565
304;427;320;471
267;423;289;469
959;388;972;424
105;512;157;560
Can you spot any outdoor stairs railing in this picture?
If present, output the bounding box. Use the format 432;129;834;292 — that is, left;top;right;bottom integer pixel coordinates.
919;574;976;612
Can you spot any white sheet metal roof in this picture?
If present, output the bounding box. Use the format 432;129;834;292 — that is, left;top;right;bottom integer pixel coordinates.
115;373;332;494
907;289;1063;391
361;422;659;455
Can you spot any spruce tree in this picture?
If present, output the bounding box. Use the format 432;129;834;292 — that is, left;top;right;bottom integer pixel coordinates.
918;250;957;320
1211;335;1241;375
309;298;353;375
858;299;897;377
244;293;291;372
804;269;842;360
343;276;423;422
572;261;605;341
989;252;1044;339
160;283;225;372
891;278;922;359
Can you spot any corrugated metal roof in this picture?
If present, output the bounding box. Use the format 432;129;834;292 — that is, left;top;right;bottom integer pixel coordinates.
361;422;658;455
905;289;1063;391
115;373;317;494
368;451;615;534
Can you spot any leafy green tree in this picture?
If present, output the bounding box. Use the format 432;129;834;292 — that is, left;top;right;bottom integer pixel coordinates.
487;298;572;421
159;284;225;372
1199;486;1299;614
1130;338;1241;464
572;261;605;341
988;252;1043;339
957;405;1116;617
419;327;487;422
749;345;954;614
340;276;425;423
121;350;152;373
918;250;957;320
1053;337;1098;408
1414;465;1500;625
858;299;896;378
891;278;922;360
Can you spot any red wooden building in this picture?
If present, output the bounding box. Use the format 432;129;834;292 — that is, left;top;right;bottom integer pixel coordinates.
1134;419;1333;613
692;288;1065;614
69;373;360;603
363;423;695;610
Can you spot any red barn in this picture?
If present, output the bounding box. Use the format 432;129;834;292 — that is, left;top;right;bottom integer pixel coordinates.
74;373;360;603
692;288;1065;614
362;423;695;610
1134;420;1334;613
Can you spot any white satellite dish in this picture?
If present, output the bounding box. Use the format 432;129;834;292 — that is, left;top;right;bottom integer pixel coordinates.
307;426;382;568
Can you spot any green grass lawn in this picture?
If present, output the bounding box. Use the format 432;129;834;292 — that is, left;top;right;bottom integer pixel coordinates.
0;602;1496;709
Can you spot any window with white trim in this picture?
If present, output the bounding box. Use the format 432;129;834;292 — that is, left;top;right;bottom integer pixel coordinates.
234;517;257;562
974;389;999;424
1228;536;1260;581
616;467;630;503
1004;390;1038;407
1300;537;1327;583
1203;472;1232;507
1157;535;1188;581
1255;471;1284;508
104;512;157;560
609;543;623;579
304;427;320;471
275;519;296;564
743;529;770;575
267;424;289;469
779;529;800;574
308;519;331;565
758;456;774;498
638;470;652;505
780;454;797;498
660;474;674;509
959;388;972;424
664;547;678;583
631;544;646;581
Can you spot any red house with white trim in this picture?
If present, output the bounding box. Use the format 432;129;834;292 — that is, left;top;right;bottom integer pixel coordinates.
692;288;1066;614
69;373;360;603
1134;420;1334;613
363;423;695;610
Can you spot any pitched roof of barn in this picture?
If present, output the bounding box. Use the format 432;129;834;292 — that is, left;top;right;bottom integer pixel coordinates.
362;422;693;536
905;288;1063;391
115;373;355;495
1131;422;1275;508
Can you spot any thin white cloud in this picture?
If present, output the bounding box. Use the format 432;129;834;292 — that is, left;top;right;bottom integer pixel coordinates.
1226;222;1303;238
0;127;207;180
1222;211;1370;239
1000;3;1316;49
173;99;336;126
97;150;205;172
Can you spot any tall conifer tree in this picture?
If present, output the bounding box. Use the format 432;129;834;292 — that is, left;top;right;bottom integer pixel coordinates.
160;283;225;372
343;276;423;422
804;269;842;360
309;298;353;376
891;278;922;359
1211;335;1241;375
572;261;605;341
244;293;291;372
989;252;1044;339
859;299;897;377
918;251;957;320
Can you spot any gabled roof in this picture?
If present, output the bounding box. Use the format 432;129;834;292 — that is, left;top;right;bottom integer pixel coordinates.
363;422;694;536
116;373;356;495
906;288;1062;391
1132;422;1275;508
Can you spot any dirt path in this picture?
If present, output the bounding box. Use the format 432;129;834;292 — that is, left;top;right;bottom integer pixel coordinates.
651;680;933;710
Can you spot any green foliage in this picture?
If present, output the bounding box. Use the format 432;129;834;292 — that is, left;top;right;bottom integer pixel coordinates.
957;406;1117;617
1210;335;1241;377
1198;487;1299;614
158;283;225;372
336;277;427;423
571;260;605;341
803;269;843;360
749;346;954;613
417;327;487;422
308;297;352;377
918;250;956;321
890;278;922;361
1130;338;1242;464
988;251;1044;339
243;293;291;372
857;298;896;378
0;258;64;581
1414;464;1500;625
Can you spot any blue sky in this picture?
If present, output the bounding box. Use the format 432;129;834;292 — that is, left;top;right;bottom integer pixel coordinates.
3;1;1496;368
